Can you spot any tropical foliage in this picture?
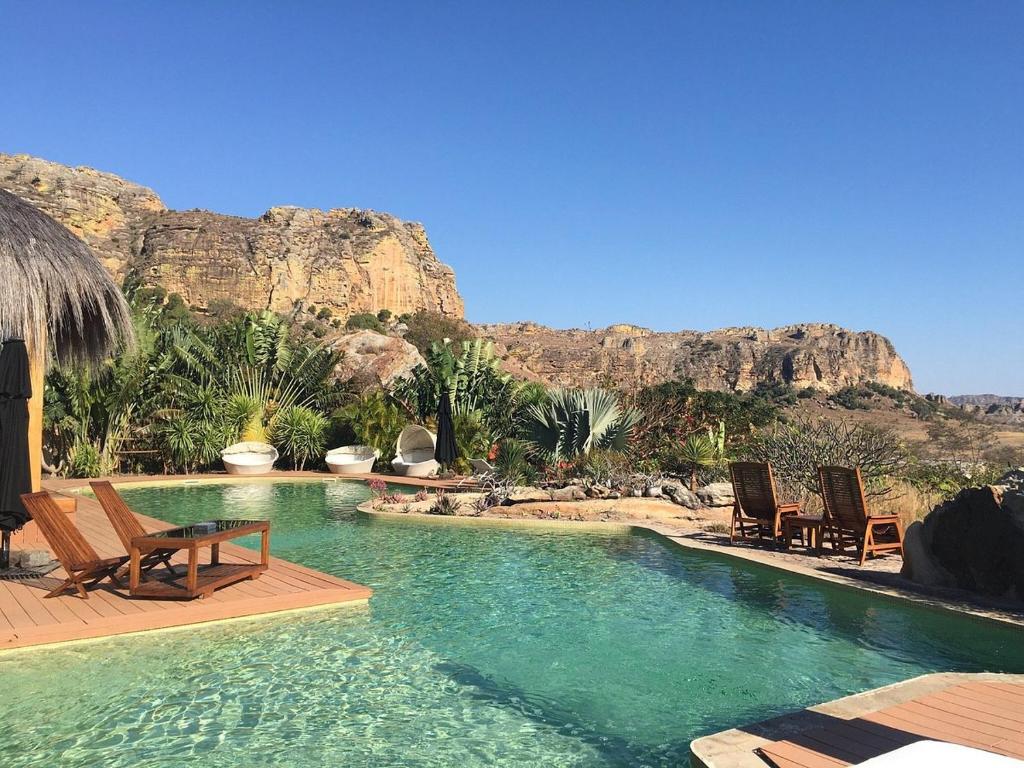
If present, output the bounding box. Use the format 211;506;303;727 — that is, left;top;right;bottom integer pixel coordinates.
525;387;640;462
676;421;728;491
335;390;405;464
44;297;345;475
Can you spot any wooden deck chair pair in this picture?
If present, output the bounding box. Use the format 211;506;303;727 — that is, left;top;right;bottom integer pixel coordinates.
729;463;904;565
729;462;801;544
21;484;178;599
817;465;904;565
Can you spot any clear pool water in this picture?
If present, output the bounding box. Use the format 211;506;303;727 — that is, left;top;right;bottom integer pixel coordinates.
2;481;1023;767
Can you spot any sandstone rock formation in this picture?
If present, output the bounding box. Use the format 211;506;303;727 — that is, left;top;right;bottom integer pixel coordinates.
901;469;1024;599
479;322;913;393
0;153;164;277
0;153;463;319
2;153;922;397
331;330;425;388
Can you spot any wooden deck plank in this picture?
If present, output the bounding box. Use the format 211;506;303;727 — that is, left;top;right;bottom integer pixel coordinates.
759;741;847;768
890;700;1016;742
0;483;372;651
919;694;1024;731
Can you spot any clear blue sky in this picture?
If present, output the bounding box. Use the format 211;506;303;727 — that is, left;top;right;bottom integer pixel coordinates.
1;1;1021;395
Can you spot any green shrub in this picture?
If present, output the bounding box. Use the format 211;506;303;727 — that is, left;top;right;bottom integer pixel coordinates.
628;378;779;466
452;407;492;474
67;439;103;478
316;307;333;320
377;309;392;322
828;386;870;410
401;310;474;354
750;418;909;499
335;390;404;463
272;405;329;470
526;387;640;461
346;312;385;333
495;438;534;484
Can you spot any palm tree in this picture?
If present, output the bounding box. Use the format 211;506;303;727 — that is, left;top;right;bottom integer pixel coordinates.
677;422;727;492
526;387;640;461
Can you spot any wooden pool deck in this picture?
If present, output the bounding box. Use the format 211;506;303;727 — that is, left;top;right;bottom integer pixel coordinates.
691;673;1024;768
0;479;378;651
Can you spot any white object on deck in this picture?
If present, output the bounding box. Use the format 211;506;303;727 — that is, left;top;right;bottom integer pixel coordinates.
854;741;1024;767
221;442;279;475
325;445;379;475
391;425;439;478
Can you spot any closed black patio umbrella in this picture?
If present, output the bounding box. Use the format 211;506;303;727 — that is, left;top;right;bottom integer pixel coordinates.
0;339;32;569
434;392;459;469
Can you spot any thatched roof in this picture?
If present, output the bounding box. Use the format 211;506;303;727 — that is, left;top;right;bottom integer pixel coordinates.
0;188;133;367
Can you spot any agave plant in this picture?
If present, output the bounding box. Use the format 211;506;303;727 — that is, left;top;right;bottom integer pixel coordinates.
525;387;640;462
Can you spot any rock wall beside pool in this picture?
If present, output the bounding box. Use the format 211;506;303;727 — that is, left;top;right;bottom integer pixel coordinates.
902;468;1024;599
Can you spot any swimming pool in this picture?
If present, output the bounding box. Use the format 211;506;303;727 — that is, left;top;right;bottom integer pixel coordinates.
2;480;1022;767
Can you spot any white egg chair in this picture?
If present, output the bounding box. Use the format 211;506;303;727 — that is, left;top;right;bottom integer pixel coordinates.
391;425;439;478
221;442;279;475
325;445;379;475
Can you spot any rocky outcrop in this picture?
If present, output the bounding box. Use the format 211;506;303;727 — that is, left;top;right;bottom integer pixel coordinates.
331;330;425;388
0;153;165;277
479;322;913;393
901;469;1024;599
0;153;463;319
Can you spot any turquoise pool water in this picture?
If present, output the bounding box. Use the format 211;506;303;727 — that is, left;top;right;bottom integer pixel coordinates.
2;480;1023;767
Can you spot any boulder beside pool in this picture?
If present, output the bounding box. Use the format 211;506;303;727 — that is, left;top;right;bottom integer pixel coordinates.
902;469;1024;599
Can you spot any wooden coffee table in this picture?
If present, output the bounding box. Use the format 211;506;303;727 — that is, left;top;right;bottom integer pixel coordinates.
128;520;270;599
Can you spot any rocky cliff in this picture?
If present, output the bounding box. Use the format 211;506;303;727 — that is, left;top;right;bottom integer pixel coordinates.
3;153;917;395
0;153;463;318
479;322;914;393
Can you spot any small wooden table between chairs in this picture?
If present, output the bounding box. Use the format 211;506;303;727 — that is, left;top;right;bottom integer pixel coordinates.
783;514;826;555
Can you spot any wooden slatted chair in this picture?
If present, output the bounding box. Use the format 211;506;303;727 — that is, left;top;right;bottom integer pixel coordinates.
729;462;801;544
817;465;904;565
20;492;128;599
90;481;179;576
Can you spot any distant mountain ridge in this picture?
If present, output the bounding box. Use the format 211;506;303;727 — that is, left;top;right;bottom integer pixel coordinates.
479;321;914;394
949;395;1024;407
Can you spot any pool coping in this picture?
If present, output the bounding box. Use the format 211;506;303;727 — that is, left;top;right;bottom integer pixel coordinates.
357;504;1024;631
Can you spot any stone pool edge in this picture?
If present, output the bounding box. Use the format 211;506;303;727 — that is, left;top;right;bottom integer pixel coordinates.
360;506;1024;630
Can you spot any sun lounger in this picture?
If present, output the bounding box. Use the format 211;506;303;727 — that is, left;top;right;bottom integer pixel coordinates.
20;491;128;599
818;465;904;565
90;481;179;576
729;461;801;544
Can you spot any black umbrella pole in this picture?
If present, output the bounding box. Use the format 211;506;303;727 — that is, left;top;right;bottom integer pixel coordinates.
0;531;9;570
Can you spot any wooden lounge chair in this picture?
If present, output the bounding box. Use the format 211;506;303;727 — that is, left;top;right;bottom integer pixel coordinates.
90;481;179;576
729;462;801;544
20;492;128;599
817;465;904;565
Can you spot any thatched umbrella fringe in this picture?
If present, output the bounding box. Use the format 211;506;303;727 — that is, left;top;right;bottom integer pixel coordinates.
0;189;134;367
